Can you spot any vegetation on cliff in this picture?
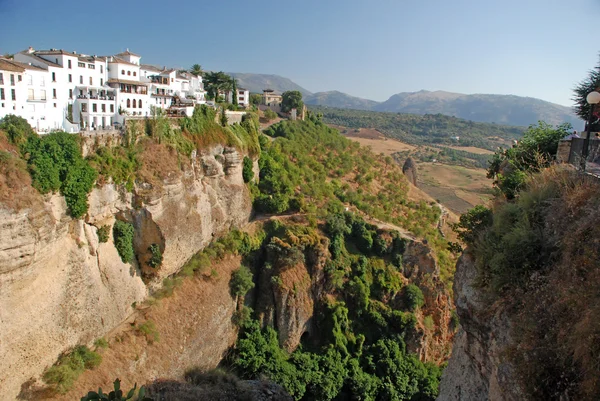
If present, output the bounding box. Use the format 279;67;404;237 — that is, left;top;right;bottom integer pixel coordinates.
228;215;443;401
252;116;453;280
0;106;260;217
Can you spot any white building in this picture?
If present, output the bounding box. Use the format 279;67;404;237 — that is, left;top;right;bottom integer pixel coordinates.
227;88;250;107
4;47;205;133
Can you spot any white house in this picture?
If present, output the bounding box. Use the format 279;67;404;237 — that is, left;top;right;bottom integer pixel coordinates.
227;88;250;107
106;51;150;120
4;46;206;132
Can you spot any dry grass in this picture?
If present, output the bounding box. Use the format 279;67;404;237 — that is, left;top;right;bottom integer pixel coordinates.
137;140;186;186
340;127;416;155
37;257;242;401
0;131;43;212
440;145;494;155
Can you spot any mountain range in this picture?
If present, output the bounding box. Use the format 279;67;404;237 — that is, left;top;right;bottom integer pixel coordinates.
230;73;582;128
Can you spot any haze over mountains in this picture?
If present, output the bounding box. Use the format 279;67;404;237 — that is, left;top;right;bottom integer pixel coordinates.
231;73;582;128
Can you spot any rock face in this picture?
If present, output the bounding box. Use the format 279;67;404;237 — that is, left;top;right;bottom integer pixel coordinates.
0;146;252;400
402;241;454;364
437;252;522;401
402;157;418;187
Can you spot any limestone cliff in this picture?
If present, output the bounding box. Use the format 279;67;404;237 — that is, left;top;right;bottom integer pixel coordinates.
0;146;252;400
437;253;521;400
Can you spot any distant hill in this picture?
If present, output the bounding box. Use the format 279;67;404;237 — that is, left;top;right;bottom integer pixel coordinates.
228;73;312;96
374;90;582;128
228;73;581;128
305;91;379;110
309;105;525;151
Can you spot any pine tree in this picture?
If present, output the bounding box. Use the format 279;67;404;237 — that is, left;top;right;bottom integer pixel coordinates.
231;78;238;107
220;106;228;127
573;55;600;130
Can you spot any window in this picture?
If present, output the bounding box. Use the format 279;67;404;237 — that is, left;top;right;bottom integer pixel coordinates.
133;71;136;77
52;72;56;82
126;99;130;108
121;69;125;75
81;103;87;112
127;71;131;76
40;90;46;100
92;103;97;112
54;103;57;108
10;74;15;85
69;89;73;99
53;88;56;98
28;89;34;100
80;76;83;84
101;104;106;112
0;73;3;84
40;76;45;86
68;74;72;83
78;62;85;68
132;99;136;108
11;89;16;100
28;75;33;85
18;75;22;82
100;65;103;73
138;99;142;108
68;59;72;69
171;78;173;82
88;64;95;69
100;78;103;86
110;104;114;113
89;77;93;85
0;88;4;100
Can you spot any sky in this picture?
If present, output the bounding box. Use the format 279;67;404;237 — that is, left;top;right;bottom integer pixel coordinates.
1;0;598;106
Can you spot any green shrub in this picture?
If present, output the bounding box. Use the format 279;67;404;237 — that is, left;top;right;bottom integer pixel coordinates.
113;220;135;264
137;320;160;344
403;284;425;311
22;131;97;218
80;378;148;401
43;346;102;393
147;244;163;268
242;156;254;183
97;225;110;243
230;265;255;297
263;108;277;121
0;114;36;147
94;337;109;349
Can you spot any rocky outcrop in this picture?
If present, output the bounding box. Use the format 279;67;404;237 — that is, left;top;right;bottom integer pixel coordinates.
402;157;418;187
402;241;454;364
254;236;328;353
0;146;253;400
437;252;522;401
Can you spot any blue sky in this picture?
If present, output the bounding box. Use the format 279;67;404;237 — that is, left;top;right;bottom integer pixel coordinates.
1;0;598;106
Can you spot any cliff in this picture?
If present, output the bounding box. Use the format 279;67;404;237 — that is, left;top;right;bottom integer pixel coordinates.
0;145;252;400
436;253;521;400
438;168;600;400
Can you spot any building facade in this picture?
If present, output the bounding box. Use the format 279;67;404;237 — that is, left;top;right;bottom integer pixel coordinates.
6;47;207;133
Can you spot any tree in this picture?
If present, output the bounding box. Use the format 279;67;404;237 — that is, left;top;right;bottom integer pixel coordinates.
189;64;203;77
250;93;262;106
281;90;304;113
220;106;228;127
203;71;232;102
263;108;277;121
573;55;600;130
487;121;571;198
231;78;238;107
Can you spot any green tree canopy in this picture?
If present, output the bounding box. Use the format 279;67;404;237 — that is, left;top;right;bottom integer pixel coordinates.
189;64;203;77
281;91;304;113
203;71;233;102
487;121;571;198
573;55;600;129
